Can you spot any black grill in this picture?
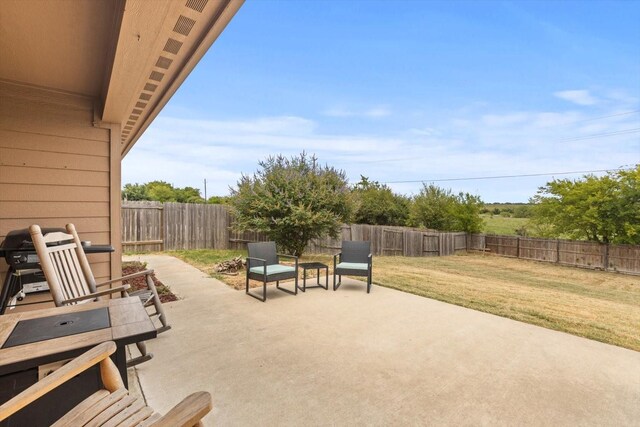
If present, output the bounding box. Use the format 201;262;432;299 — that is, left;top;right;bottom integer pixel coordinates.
0;228;114;314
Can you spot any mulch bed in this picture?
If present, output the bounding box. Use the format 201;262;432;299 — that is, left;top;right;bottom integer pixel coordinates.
121;261;178;303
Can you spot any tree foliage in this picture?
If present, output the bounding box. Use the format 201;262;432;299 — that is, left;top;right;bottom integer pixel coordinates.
230;153;352;256
121;181;206;203
351;176;410;226
408;184;484;233
531;165;640;244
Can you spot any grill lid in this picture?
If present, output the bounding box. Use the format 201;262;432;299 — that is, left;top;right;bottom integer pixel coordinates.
0;228;67;260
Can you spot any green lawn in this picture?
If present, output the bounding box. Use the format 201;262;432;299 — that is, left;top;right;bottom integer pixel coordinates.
168;249;640;352
482;214;529;235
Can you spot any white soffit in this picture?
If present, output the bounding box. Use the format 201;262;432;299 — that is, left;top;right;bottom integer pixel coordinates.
101;0;244;157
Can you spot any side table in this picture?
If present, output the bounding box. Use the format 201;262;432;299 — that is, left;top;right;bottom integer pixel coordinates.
298;262;329;292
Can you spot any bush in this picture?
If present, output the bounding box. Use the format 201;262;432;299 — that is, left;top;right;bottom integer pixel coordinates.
408;184;484;233
352;176;409;226
230;153;352;256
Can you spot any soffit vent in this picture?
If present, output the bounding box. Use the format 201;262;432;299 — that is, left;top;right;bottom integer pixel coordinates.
173;15;196;36
149;71;165;82
132;108;143;115
163;38;183;55
144;83;158;92
155;56;173;70
139;93;152;101
186;0;208;13
136;101;147;109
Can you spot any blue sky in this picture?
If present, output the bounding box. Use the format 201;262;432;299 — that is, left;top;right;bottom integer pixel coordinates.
123;0;640;202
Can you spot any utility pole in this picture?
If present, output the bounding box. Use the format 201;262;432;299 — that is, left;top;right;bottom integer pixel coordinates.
204;178;207;201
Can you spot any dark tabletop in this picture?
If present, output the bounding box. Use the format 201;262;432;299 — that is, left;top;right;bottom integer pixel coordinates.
298;262;328;269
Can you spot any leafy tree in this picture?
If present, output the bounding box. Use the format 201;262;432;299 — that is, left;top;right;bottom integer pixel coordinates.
408;185;456;230
146;181;178;202
175;186;204;203
530;165;639;244
122;183;150;201
351;176;410;225
230;153;352;256
121;181;206;203
207;196;230;204
451;192;484;233
408;184;483;232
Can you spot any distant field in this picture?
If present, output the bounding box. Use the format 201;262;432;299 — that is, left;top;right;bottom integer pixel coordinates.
482;214;529;235
170;249;640;351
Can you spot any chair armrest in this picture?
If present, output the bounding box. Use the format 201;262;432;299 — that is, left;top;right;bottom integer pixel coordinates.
61;285;130;305
277;254;298;269
151;391;212;427
95;269;154;287
333;252;342;267
0;342;117;421
246;257;266;275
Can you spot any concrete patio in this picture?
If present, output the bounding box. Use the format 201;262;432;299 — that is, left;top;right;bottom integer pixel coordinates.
127;255;640;426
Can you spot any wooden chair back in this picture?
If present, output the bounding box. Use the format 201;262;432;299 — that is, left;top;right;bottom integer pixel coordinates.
29;224;98;306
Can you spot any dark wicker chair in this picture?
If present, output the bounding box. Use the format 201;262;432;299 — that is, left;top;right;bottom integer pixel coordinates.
333;241;373;293
246;242;298;302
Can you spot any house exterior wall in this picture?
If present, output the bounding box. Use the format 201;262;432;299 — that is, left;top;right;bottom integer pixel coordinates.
0;81;119;294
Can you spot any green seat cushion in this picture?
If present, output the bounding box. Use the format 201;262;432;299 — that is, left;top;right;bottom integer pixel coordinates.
336;262;369;271
249;264;296;275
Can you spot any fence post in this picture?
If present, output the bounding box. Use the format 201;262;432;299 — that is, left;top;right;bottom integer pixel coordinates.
603;244;609;271
556;239;560;263
516;237;520;258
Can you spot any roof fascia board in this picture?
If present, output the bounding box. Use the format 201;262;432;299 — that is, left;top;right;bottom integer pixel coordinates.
121;0;245;158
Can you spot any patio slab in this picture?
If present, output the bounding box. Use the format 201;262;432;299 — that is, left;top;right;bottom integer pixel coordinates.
127;254;640;426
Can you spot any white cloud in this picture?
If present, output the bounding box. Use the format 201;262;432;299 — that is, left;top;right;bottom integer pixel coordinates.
123;95;639;202
554;89;599;106
322;105;391;118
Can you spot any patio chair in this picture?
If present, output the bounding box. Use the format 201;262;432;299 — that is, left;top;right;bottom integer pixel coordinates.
0;341;212;426
29;223;171;367
333;241;373;293
246;241;298;302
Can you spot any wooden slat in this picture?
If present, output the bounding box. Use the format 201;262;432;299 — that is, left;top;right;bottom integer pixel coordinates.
0;184;110;202
0;328;113;367
0;147;109;172
0;90;108;142
85;394;137;427
0;165;108;187
70;389;128;426
51;389;110;427
0;129;110;157
0;217;110;236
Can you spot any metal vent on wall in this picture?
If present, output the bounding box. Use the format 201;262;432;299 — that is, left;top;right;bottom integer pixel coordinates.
173;15;196;36
149;71;164;82
163;38;183;55
155;57;173;70
186;0;208;13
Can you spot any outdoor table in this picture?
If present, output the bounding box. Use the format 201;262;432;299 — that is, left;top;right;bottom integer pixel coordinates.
0;297;157;426
298;262;329;292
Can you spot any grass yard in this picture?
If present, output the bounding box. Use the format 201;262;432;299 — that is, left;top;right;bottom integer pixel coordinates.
482;214;529;235
170;249;640;351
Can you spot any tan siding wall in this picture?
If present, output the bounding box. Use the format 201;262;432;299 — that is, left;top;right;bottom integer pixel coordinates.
0;81;113;290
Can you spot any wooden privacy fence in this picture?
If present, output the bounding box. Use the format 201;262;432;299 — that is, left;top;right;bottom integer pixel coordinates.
122;201;640;274
122;202;466;257
122;201;229;252
470;234;640;275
